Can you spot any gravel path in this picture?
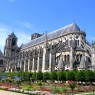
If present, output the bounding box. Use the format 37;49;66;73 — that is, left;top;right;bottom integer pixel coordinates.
0;90;27;95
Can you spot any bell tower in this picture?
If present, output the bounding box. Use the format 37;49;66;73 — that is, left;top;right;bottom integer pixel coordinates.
4;32;18;58
4;32;19;72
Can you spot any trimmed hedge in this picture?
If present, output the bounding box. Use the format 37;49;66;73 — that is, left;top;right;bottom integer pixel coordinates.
0;70;95;82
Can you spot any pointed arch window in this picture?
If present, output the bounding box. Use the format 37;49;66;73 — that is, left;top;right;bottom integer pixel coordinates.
12;38;16;46
75;40;79;47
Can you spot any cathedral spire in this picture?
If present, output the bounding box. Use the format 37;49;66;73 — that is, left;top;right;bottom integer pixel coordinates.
11;32;17;39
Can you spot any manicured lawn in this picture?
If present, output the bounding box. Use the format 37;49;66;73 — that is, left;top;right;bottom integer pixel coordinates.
73;92;94;95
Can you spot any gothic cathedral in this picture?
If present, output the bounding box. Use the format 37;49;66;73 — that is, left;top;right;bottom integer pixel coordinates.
0;23;95;72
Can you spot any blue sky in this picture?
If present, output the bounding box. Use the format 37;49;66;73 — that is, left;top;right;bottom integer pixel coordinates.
0;0;95;52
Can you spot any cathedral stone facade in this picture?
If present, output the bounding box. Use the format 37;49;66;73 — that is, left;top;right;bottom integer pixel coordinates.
2;23;95;72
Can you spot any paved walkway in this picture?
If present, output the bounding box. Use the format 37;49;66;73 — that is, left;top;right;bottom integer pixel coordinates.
0;90;27;95
75;92;93;95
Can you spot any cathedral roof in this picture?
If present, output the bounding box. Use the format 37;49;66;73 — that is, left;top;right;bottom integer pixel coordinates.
21;23;84;49
71;23;80;31
0;50;3;57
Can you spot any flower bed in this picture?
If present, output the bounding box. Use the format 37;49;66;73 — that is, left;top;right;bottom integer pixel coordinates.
0;82;95;95
0;84;53;95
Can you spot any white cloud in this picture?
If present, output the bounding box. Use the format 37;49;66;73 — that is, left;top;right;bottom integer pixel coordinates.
0;28;10;52
0;23;30;53
15;31;30;46
0;28;8;32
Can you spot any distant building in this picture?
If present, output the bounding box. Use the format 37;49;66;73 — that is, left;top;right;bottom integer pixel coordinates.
31;33;43;40
2;23;95;72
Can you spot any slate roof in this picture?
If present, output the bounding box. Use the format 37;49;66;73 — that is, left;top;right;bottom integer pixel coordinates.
21;23;84;49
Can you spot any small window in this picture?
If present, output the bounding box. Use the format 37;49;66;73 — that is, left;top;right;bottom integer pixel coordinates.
78;40;79;46
0;60;3;65
12;38;16;46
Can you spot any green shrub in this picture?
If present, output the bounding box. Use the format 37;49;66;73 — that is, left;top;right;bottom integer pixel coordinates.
37;72;43;81
66;71;75;81
43;72;50;81
51;72;58;81
32;72;37;82
57;71;66;81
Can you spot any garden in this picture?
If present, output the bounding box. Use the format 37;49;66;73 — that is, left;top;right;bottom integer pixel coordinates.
0;70;95;95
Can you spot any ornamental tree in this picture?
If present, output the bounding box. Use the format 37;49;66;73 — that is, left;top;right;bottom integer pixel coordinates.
68;80;77;95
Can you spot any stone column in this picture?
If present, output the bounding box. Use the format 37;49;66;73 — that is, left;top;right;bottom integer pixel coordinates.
42;48;46;72
92;46;95;69
49;52;52;72
66;55;67;61
21;61;24;72
29;58;32;71
37;54;42;72
34;58;37;71
20;61;22;69
32;57;35;72
11;68;13;72
16;61;19;68
49;50;55;72
42;47;49;72
14;62;16;72
19;61;20;68
28;59;30;71
24;60;26;72
37;54;40;72
70;47;73;70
